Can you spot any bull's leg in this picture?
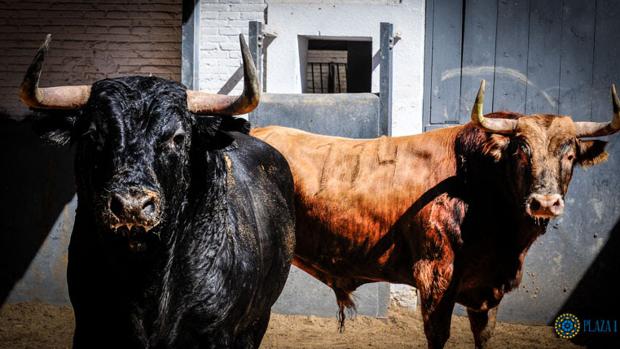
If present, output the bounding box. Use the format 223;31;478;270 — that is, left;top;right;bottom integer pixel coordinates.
230;313;271;349
419;290;457;349
414;260;458;349
250;313;271;349
467;307;498;349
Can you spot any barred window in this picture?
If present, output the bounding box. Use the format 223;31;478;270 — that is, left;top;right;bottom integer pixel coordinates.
304;39;371;94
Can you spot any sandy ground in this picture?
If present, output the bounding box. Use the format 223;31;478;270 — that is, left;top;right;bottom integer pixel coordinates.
0;302;581;349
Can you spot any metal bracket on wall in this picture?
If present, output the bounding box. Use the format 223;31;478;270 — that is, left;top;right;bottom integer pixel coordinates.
380;22;394;136
248;20;277;123
249;21;277;93
249;21;264;92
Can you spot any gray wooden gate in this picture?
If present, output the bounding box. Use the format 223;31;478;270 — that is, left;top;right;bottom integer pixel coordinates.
424;0;620;327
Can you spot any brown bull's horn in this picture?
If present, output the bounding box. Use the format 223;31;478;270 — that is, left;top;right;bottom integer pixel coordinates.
186;34;259;115
470;80;517;134
574;84;620;137
20;34;91;110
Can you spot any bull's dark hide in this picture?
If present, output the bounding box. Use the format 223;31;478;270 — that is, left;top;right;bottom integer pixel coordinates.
35;76;295;349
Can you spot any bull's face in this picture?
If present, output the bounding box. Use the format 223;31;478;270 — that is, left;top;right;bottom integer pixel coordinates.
76;78;191;249
492;116;607;220
471;81;618;222
20;34;259;252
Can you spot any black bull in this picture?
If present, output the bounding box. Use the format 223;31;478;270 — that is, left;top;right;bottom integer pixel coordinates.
23;36;296;348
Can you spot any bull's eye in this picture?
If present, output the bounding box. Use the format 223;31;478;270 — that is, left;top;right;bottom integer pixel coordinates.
519;143;531;156
82;123;96;139
514;142;530;162
566;154;575;161
82;123;104;151
173;134;185;145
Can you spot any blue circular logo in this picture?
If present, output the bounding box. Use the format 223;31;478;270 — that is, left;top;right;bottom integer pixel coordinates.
554;313;580;339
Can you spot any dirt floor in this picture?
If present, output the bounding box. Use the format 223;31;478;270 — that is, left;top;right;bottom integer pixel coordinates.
0;302;581;349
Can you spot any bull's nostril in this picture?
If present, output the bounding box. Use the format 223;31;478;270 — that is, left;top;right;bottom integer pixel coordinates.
552;199;562;207
530;200;541;211
110;195;125;218
142;198;156;216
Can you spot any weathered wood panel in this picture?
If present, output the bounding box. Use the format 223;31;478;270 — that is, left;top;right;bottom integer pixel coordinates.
591;0;620;122
458;0;498;124
424;0;618;126
558;0;596;121
492;0;530;113
428;0;463;124
525;0;563;115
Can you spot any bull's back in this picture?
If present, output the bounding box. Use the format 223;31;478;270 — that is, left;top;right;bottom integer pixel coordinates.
251;125;461;279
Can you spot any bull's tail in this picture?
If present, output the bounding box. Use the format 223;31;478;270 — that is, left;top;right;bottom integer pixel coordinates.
334;288;356;332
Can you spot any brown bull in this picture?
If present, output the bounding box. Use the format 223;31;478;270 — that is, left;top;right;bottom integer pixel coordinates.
251;81;620;348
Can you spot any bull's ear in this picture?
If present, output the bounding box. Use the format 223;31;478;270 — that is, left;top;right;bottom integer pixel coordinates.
193;115;222;138
481;134;510;162
31;110;79;146
577;140;609;168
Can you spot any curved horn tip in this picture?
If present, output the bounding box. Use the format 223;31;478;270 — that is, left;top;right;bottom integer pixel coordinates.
35;34;52;57
238;33;255;70
43;34;52;47
20;34;53;108
471;79;486;123
185;33;259;116
612;84;619;114
612;83;620;130
476;80;486;103
20;34;92;110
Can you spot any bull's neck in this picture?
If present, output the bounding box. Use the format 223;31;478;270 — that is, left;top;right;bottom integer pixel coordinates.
172;148;230;255
465;178;547;251
152;149;233;344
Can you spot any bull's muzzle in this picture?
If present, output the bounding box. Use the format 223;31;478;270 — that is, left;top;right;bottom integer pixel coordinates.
526;193;564;219
107;187;161;233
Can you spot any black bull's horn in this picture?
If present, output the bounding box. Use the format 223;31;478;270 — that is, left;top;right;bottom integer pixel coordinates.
20;34;260;116
470;80;620;137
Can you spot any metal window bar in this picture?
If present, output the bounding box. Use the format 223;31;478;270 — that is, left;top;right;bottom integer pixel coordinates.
307;62;347;93
319;63;323;92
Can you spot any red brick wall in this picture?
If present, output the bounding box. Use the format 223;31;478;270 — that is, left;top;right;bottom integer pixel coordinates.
0;0;182;118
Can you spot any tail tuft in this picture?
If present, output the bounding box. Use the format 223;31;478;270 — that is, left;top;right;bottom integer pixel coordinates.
334;288;356;332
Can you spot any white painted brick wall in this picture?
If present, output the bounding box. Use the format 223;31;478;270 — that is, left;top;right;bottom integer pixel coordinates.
199;0;266;93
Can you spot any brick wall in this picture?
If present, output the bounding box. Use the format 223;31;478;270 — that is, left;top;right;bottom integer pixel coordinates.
199;0;265;93
0;0;182;118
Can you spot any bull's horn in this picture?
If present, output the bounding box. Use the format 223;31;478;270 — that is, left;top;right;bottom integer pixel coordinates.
574;84;620;137
470;80;517;134
20;34;91;110
186;34;260;115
